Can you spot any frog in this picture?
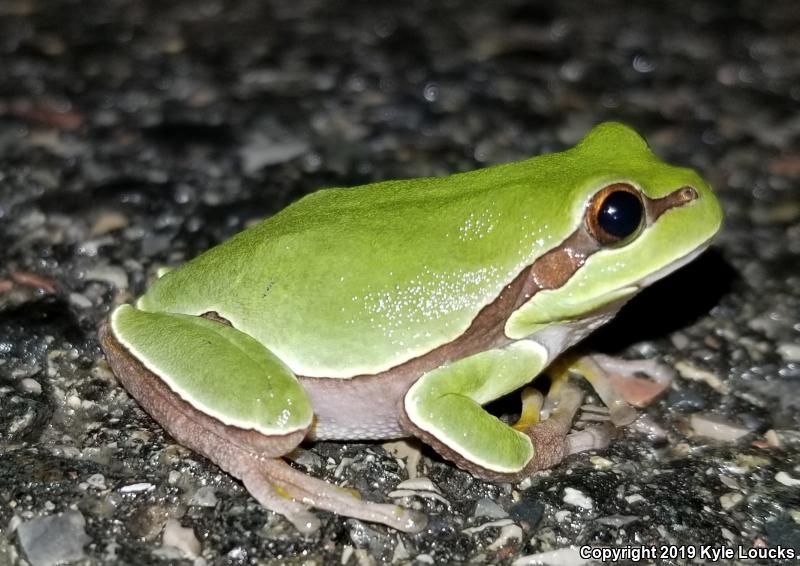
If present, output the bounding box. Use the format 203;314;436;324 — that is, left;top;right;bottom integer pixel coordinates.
100;122;723;533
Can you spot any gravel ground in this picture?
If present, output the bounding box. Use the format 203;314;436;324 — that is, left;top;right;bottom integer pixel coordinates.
1;1;799;565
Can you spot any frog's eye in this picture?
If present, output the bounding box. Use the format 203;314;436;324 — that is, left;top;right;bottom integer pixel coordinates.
586;183;645;246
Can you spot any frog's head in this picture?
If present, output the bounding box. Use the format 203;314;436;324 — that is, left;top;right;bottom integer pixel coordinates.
506;122;723;339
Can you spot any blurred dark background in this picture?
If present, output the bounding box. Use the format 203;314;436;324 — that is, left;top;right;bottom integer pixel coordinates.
1;1;799;564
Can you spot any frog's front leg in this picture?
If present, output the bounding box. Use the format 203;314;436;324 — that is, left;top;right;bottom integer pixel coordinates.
101;305;425;533
400;340;602;482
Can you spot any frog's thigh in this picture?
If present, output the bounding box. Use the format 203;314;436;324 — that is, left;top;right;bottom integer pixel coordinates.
110;304;313;438
402;340;550;477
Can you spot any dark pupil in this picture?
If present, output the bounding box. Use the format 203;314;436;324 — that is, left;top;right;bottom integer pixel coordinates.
598;191;643;239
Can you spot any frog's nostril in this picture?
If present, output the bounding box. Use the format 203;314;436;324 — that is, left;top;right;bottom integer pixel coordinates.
678;186;698;203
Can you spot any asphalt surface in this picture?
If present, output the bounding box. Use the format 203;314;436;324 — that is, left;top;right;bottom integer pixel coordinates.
0;1;799;565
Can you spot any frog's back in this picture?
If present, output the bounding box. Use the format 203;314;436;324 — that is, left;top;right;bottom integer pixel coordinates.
138;124;669;378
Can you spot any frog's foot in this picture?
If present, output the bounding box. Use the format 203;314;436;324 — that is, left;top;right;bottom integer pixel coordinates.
238;466;321;534
511;380;613;473
573;354;674;425
239;457;427;533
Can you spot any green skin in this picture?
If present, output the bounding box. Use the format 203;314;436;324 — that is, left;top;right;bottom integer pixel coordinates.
103;122;722;531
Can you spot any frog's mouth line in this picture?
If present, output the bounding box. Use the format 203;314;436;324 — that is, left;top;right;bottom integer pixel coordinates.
573;235;715;317
633;238;713;289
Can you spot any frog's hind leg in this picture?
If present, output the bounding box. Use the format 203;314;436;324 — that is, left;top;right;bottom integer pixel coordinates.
101;305;425;533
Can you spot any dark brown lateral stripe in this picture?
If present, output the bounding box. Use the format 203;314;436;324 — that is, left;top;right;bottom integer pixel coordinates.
528;226;599;292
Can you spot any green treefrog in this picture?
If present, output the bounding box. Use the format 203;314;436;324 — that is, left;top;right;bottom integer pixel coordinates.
100;122;722;533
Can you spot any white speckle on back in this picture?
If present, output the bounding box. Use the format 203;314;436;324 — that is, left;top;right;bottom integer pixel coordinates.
350;265;503;349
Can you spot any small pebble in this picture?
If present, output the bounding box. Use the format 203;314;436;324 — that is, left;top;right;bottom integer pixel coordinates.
68;292;93;309
239;134;309;173
16;511;91;566
667;388;706;412
383;439;422;478
765;429;782;447
392;540;410;562
84;265;129;290
19;378;42;395
508;499;544;528
120;482;155;493
86;473;107;490
487;524;522;551
675;361;730;394
90;212;129;236
590;456;613;469
162;519;201;559
689;413;751;442
720;492;743;510
8;515;22;533
190;486;218;507
671;332;690;350
473;498;508;520
777;343;800;362
388;488;450;506
554;510;571;523
721;527;737;542
718;474;741;490
563;487;593;510
625;494;645;504
289;449;323;471
629;415;668;440
340;544;353;565
776;471;800;487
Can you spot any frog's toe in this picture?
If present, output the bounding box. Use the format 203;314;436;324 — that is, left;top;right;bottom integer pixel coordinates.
572;354;673;426
566;422;615;455
518;379;585;472
522;382;617;469
252;458;427;533
241;471;321;534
